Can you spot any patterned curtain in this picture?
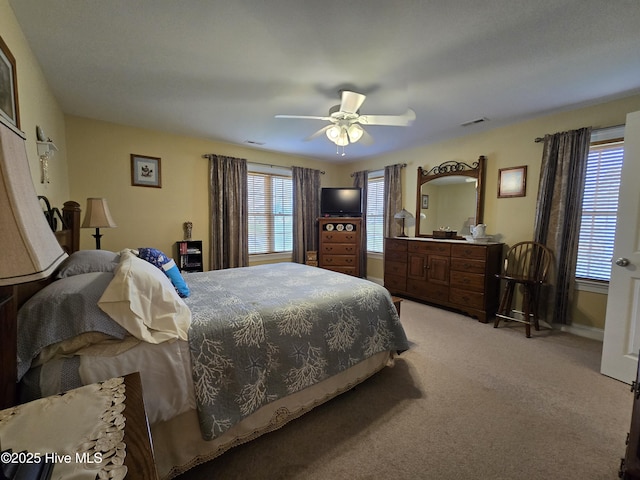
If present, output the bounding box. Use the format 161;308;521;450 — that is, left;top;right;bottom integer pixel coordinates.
292;166;321;264
207;154;249;270
384;164;403;239
352;170;368;277
533;127;592;324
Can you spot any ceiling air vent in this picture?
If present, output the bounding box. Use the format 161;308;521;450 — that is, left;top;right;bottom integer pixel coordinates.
245;140;265;146
460;117;489;127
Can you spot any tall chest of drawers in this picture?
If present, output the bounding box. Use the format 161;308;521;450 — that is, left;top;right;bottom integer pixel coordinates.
384;237;503;322
318;217;362;277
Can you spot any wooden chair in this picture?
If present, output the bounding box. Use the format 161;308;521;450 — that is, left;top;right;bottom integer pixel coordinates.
494;241;553;337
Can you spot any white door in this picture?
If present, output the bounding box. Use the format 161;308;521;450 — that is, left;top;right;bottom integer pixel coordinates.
601;110;640;384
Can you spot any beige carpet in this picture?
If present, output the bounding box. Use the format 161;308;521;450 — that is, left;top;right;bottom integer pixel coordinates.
179;299;632;480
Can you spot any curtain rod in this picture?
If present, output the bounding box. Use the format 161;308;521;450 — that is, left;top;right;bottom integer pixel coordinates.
350;162;407;177
534;124;624;143
202;155;324;174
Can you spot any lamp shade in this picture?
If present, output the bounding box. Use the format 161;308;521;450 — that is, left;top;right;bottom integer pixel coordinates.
82;198;117;228
394;208;414;220
0;120;68;286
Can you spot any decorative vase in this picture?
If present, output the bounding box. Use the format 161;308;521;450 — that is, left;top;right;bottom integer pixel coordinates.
184;221;193;240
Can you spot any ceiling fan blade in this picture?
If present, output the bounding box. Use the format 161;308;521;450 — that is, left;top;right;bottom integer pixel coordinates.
340;91;366;114
305;125;332;141
357;109;416;126
275;114;332;121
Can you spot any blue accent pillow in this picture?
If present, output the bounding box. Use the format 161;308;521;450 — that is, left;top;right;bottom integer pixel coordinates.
137;247;190;298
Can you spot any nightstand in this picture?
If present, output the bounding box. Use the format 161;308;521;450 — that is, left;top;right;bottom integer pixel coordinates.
0;372;158;479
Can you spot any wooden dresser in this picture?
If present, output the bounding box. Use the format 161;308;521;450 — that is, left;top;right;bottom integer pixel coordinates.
318;217;362;277
384;237;503;322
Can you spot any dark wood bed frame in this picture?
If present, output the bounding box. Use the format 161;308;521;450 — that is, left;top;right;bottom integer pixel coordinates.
0;200;81;409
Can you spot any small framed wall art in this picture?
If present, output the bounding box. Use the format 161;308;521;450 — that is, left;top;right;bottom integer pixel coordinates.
131;154;162;188
0;35;20;128
498;165;527;198
421;194;429;209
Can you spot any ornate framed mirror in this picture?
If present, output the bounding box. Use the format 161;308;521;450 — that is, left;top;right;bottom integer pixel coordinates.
415;155;486;238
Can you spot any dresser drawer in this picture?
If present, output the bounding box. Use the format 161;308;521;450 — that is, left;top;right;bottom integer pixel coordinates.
385;260;407;277
408;242;451;255
324;265;358;276
450;257;486;274
385;238;408;252
321;231;358;243
407;279;449;300
384;274;407;292
320;255;358;267
385;248;407;263
450;287;485;309
321;243;357;255
450;270;485;292
451;243;487;260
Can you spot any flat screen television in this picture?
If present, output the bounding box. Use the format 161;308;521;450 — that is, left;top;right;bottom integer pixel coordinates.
321;187;362;217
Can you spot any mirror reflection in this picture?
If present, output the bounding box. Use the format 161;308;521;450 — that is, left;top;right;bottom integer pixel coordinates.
415;156;485;238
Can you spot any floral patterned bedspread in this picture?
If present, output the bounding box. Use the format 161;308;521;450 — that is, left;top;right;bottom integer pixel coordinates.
183;262;408;440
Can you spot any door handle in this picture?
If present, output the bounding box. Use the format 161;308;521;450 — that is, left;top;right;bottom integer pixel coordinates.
615;257;630;267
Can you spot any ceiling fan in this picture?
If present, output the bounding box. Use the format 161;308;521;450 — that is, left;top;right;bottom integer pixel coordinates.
275;90;416;154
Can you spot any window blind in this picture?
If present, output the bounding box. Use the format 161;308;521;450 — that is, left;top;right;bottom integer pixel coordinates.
248;172;293;254
367;175;385;253
575;140;624;281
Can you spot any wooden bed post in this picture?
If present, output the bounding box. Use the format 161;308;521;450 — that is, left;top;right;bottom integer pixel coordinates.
62;200;81;253
0;285;17;409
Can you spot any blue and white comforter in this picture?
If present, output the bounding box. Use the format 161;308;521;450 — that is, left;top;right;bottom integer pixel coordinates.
183;263;408;440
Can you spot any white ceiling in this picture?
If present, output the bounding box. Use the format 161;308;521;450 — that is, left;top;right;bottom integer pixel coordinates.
9;0;640;162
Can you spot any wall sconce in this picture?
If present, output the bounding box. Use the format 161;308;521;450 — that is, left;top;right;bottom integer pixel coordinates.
36;140;57;184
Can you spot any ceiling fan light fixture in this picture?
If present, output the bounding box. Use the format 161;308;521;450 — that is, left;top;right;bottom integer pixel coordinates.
335;127;349;146
326;125;341;141
347;124;363;143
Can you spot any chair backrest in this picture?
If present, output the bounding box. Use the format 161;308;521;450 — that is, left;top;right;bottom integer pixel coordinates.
502;241;553;283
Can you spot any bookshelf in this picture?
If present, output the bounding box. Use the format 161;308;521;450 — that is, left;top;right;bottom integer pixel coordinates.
175;240;203;273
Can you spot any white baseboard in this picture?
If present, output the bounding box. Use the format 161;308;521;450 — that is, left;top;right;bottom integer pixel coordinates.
556;323;604;342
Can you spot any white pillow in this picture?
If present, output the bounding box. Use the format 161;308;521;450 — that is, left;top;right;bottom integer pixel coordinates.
98;250;191;343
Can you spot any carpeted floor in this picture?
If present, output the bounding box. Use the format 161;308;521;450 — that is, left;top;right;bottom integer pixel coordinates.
179;299;632;480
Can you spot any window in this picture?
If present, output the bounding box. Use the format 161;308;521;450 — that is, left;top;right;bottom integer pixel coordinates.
247;170;293;254
575;132;624;282
367;173;384;253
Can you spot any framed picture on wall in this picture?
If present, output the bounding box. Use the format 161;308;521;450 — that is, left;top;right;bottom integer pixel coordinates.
421;194;429;209
131;154;162;188
498;165;527;198
0;36;20;129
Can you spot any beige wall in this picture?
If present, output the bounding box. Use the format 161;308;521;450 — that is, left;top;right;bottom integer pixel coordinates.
64;115;340;268
1;0;69;205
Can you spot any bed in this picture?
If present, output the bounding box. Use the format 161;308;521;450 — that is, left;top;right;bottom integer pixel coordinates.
6;202;409;479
